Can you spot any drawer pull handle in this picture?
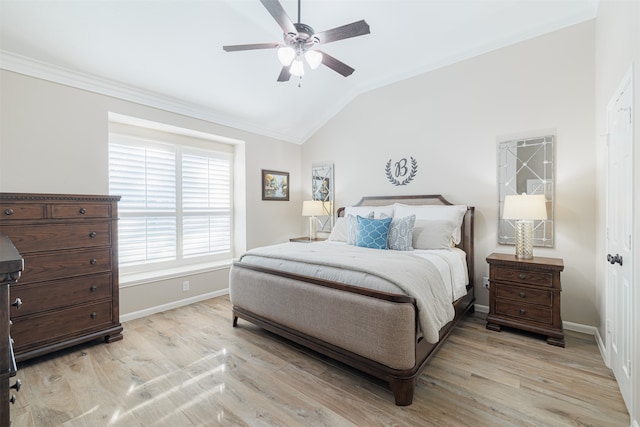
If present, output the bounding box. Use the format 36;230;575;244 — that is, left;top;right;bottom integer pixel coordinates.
11;379;22;392
11;298;22;310
10;395;16;405
90;258;97;265
90;312;98;319
519;308;526;315
89;231;97;238
79;208;87;214
518;273;526;280
519;292;526;298
90;286;97;292
4;208;14;215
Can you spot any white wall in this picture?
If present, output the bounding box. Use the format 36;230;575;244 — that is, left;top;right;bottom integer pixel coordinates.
303;21;596;326
0;70;302;316
595;1;640;425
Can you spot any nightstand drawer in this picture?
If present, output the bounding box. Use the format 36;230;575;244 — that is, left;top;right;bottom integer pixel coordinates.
495;285;552;306
494;267;553;287
495;301;552;325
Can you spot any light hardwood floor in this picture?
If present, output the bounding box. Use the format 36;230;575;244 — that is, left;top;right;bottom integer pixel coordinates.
10;296;629;426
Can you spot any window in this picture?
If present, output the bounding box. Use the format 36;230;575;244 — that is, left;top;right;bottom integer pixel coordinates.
108;123;233;274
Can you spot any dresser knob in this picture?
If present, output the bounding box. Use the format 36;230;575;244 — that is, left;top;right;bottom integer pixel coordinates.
519;292;526;298
79;208;87;214
11;379;22;392
518;273;526;280
89;231;97;238
519;308;526;315
9;395;16;404
90;286;97;292
11;297;22;310
90;258;97;265
90;312;97;319
4;208;14;215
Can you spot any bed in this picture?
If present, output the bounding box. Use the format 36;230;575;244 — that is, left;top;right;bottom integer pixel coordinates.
229;194;475;405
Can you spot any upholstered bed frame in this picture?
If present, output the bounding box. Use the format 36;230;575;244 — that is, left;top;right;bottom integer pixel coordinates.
230;195;475;405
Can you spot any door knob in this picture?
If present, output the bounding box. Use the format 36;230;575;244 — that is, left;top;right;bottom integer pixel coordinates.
607;253;623;266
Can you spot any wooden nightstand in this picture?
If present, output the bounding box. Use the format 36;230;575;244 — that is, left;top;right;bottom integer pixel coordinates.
486;253;565;347
289;237;327;243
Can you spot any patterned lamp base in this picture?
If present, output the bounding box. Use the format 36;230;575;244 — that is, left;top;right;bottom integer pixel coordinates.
515;220;534;259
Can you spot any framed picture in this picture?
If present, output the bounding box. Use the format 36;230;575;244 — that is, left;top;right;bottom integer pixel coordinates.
262;169;289;201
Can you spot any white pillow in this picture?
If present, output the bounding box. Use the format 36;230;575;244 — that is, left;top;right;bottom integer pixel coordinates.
394;204;467;244
345;204;395;219
328;217;348;242
413;219;458;250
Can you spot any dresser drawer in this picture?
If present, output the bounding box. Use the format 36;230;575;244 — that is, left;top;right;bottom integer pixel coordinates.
2;222;111;253
51;203;112;219
494;267;553;287
10;274;112;317
20;249;112;284
12;301;113;352
495;284;552;306
1;204;45;220
495;300;552;325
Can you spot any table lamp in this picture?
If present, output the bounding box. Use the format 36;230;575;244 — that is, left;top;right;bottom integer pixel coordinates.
302;200;325;240
502;194;547;259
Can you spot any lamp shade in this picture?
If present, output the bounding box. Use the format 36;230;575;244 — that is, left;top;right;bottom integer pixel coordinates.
503;194;547;220
302;200;325;217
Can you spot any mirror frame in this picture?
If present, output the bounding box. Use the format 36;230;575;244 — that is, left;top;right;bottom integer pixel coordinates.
311;162;334;232
498;134;555;247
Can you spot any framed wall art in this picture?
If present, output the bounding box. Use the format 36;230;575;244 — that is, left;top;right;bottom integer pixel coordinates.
262;169;289;201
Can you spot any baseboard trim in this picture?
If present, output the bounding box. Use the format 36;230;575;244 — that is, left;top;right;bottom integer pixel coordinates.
120;289;229;322
474;304;489;314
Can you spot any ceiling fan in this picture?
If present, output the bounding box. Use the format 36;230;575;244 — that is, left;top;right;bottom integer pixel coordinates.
223;0;370;82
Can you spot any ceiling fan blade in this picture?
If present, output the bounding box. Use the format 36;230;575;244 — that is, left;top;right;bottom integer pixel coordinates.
223;43;280;52
318;51;355;77
260;0;297;36
277;66;291;82
313;20;370;44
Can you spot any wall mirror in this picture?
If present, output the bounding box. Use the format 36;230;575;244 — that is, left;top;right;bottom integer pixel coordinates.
498;134;555;247
312;162;334;232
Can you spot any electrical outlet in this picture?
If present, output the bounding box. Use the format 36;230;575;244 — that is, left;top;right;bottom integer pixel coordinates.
483;277;490;289
182;280;190;291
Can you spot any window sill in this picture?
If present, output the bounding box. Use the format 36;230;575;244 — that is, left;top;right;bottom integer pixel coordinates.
119;259;234;288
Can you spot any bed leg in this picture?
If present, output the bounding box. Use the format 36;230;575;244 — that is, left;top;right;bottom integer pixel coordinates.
389;378;415;406
233;315;238;327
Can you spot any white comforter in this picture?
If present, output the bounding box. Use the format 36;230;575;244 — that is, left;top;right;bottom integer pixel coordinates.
239;242;468;343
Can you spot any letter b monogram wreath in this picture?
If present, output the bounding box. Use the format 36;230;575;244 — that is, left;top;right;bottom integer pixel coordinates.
385;157;418;186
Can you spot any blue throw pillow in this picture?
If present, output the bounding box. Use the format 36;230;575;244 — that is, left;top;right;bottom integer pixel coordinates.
356;216;392;250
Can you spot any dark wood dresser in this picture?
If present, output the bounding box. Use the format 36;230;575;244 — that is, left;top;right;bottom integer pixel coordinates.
486;252;565;347
1;235;24;425
0;193;122;362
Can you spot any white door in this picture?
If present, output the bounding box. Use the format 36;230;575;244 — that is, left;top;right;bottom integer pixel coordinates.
606;69;633;413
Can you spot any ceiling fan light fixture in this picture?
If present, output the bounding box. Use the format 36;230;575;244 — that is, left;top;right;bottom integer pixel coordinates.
290;58;305;77
277;46;296;66
304;50;323;69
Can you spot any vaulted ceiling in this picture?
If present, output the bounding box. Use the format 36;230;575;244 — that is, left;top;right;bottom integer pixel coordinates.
0;1;598;143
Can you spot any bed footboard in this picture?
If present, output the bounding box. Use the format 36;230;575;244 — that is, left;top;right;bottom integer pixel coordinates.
230;261;475;406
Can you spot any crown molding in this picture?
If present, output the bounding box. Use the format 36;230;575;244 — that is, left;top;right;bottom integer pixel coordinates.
0;50;303;144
